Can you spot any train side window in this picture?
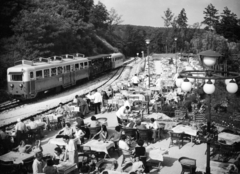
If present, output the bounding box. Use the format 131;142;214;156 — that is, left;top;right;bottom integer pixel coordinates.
44;69;50;78
36;70;43;79
70;65;74;72
75;64;79;70
84;62;88;68
51;68;56;76
80;63;83;69
30;72;34;79
58;67;63;75
66;65;70;72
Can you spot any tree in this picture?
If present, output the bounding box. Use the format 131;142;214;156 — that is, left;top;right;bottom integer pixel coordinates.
215;7;240;42
89;1;109;30
108;8;123;32
176;8;188;28
162;8;174;28
202;3;219;31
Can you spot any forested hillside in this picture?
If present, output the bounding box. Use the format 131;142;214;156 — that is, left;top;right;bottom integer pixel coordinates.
0;1;240;102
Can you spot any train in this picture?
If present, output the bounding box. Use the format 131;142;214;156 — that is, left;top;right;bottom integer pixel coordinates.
7;52;125;100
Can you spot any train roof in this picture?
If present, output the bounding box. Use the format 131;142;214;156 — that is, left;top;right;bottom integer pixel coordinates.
87;54;111;60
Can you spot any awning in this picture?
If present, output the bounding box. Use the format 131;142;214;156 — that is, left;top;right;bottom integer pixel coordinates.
8;72;23;75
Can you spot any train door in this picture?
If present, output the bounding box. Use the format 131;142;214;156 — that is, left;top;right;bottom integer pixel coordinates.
70;65;76;85
29;71;36;98
62;65;71;88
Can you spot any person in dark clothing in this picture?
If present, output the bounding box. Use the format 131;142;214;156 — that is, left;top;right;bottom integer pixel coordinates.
132;139;146;158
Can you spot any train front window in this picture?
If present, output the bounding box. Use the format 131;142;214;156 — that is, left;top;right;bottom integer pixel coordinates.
58;67;63;75
84;62;88;68
80;63;83;69
51;68;56;76
11;75;22;81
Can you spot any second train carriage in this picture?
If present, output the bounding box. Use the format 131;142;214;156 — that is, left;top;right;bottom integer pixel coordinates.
110;53;125;69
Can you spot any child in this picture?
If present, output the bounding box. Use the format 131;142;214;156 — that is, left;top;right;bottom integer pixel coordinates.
43;159;57;174
52;147;65;165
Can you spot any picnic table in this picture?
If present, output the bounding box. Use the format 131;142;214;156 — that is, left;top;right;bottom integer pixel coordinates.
218;132;240;145
0;151;35;164
82;140;115;155
172;124;198;142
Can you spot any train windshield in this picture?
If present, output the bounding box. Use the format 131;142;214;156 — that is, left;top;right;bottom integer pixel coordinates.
11;74;23;81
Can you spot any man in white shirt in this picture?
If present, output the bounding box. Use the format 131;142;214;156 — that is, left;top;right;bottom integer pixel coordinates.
118;135;131;154
28;117;38;130
92;89;102;114
116;106;130;124
63;135;78;164
149;118;159;143
131;74;139;86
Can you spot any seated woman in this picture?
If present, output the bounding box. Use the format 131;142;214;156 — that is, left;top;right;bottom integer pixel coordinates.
75;125;86;144
56;122;75;138
92;125;108;142
52;147;65;165
13;140;32;153
31;140;43;152
108;126;121;142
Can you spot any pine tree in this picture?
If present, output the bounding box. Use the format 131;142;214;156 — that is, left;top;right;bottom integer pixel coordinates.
202;3;219;30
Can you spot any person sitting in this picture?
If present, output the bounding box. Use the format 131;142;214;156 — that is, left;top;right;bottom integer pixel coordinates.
132;139;146;158
28;117;38;130
119;135;132;155
55;103;65;116
92;125;108;142
32;151;46;174
87;116;100;127
52;147;65;165
13;140;32;153
108;126;121;142
131;74;140;87
116;106;130;125
129;157;144;173
75;125;86;144
135;120;147;130
0;127;11;153
43;159;57;174
32;140;43;152
56;122;75;138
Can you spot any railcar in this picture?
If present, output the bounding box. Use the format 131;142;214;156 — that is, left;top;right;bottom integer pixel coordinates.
7;54;89;99
7;52;125;100
110;53;125;69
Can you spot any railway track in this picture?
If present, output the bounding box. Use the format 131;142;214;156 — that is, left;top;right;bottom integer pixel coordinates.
0;58;134;128
0;99;24;113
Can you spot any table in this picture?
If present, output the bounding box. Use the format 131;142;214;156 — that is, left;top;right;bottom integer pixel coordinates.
141;121;178;130
45;114;64;122
218;132;240;145
145;146;168;162
82;140;115;155
49;138;81;146
0;151;34;164
172;125;198;142
56;162;78;174
26;121;46;129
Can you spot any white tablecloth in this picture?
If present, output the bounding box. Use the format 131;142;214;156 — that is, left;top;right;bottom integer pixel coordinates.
0;151;35;164
146;146;168;162
49;138;80;146
56;162;77;174
82;140;115;154
218;132;240;145
172;125;198;136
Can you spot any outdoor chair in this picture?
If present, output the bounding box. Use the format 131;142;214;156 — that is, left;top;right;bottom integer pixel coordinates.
158;123;166;140
178;157;196;174
122;128;137;139
181;133;191;145
169;131;182;149
137;129;151;145
22;157;34;174
120;149;132;166
218;143;235;161
78;154;90;173
88;126;101;139
79;146;99;160
28;127;41;142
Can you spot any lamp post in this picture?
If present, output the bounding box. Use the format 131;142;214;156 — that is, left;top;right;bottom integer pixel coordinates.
177;50;240;174
136;53;139;63
145;39;150;115
174;37;178;73
145;39;150;88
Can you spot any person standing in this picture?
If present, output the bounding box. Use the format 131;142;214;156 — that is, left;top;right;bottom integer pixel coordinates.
63;135;78;164
15;118;27;145
131;74;140;87
92;89;102;114
116;106;130;124
149;118;159;143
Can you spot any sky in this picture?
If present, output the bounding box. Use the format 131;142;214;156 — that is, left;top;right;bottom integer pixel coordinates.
93;0;240;27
